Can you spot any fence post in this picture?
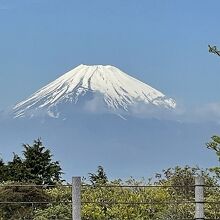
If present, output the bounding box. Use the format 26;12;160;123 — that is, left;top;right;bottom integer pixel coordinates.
195;175;205;220
72;177;81;220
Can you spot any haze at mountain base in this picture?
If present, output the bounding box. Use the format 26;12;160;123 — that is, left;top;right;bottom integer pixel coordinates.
0;113;218;181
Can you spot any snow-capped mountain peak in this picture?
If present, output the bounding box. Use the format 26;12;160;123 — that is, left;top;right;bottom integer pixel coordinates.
13;64;176;118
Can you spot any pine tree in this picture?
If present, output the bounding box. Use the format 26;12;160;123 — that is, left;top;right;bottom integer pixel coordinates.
0;158;8;181
89;166;108;185
7;153;26;182
22;139;63;185
0;139;63;184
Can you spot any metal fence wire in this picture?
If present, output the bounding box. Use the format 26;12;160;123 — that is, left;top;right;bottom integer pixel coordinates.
0;176;219;220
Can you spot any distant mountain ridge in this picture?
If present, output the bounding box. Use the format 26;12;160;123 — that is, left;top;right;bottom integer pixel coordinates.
13;64;176;118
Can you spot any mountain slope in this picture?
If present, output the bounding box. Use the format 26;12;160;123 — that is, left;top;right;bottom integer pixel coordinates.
13;64;176;118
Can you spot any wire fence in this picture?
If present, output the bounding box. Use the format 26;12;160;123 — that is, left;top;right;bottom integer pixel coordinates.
0;177;219;220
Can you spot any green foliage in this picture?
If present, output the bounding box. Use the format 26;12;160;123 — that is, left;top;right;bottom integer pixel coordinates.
205;185;220;219
0;159;8;181
206;135;220;159
0;139;63;185
88;166;108;185
156;166;198;199
22;139;63;185
81;179;171;220
0;139;63;219
7;154;26;182
206;135;220;178
208;44;220;57
34;185;72;220
32;166;220;220
0;182;49;220
34;204;72;220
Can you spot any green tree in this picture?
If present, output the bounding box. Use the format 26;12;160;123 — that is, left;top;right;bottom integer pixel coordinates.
0;159;8;182
88;166;108;185
208;45;220;56
0;139;63;185
34;186;72;220
0;182;49;220
7;153;26;182
206;135;220;178
0;139;64;219
22;139;63;185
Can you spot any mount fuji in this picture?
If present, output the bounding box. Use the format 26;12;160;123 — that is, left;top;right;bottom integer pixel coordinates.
0;65;218;181
13;64;176;119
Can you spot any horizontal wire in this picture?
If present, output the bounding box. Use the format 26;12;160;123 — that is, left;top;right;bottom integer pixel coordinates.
0;184;71;187
0;184;219;188
0;200;219;205
0;201;72;204
82;201;195;205
82;184;220;188
82;201;220;205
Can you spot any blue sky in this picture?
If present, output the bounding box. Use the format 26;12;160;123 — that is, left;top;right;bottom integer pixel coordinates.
1;0;220;111
1;0;220;180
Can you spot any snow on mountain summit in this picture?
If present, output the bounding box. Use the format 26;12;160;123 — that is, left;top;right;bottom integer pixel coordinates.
13;64;176;118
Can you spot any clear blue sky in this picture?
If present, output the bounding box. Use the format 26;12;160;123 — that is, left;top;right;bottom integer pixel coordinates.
1;0;220;180
1;0;220;110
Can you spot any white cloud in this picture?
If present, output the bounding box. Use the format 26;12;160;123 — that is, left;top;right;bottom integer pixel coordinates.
82;93;220;123
192;103;220;122
117;101;220;123
83;93;109;114
164;102;220;123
